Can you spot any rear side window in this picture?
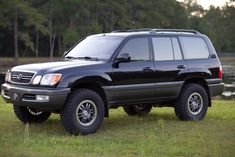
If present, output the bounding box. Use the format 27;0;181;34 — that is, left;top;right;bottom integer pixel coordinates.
152;37;174;61
152;37;182;61
118;37;150;61
180;36;209;59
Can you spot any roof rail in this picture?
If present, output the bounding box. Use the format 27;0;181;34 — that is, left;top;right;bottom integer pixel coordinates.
111;30;129;33
111;28;200;34
150;29;200;34
111;28;154;33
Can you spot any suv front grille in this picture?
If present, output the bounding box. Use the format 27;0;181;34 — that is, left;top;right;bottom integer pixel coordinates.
11;71;35;84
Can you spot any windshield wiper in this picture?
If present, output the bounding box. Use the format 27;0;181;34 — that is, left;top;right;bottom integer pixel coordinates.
64;56;99;61
64;56;76;60
76;56;99;61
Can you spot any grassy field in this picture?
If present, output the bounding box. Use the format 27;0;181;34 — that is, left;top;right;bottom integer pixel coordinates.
0;98;234;157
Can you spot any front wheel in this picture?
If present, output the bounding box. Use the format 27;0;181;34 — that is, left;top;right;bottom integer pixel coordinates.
174;83;208;120
13;105;51;123
60;89;104;135
123;105;152;116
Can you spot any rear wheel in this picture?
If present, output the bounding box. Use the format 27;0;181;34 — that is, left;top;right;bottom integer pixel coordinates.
174;83;208;120
60;89;104;135
13;105;51;123
123;105;152;116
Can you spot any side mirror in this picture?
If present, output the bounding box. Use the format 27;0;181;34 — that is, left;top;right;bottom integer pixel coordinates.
117;53;130;63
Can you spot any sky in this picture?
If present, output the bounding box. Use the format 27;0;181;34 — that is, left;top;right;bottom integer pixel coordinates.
177;0;231;9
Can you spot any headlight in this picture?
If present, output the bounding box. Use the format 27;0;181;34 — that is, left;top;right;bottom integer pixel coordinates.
40;73;62;86
5;70;11;82
32;75;42;85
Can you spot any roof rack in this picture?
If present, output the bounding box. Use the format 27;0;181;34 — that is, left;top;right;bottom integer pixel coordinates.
111;30;129;33
150;29;200;34
111;28;200;34
111;28;153;33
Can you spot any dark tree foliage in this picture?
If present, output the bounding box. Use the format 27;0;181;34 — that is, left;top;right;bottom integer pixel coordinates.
0;0;234;58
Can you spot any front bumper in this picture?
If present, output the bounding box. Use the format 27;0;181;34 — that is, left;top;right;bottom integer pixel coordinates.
1;83;70;111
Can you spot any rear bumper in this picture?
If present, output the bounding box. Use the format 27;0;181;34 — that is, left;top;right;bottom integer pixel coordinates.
1;83;70;111
208;83;224;97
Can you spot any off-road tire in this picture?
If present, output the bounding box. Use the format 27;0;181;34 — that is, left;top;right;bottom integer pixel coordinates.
60;89;104;135
174;83;208;120
13;105;51;123
123;105;152;116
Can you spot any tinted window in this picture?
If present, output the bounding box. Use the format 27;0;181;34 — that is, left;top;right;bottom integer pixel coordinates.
152;37;174;61
118;37;150;61
66;36;123;60
180;36;209;59
172;38;182;60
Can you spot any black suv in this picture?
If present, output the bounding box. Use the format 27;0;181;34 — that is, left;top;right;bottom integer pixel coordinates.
1;29;224;135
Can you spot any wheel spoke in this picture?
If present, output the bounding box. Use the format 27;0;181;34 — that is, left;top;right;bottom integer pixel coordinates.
187;92;203;115
79;105;84;110
76;100;98;127
78;115;83;118
189;97;194;102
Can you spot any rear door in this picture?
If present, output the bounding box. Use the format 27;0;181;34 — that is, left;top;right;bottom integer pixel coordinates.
151;36;186;98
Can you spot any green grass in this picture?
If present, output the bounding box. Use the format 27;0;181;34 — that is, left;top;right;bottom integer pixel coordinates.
0;98;235;157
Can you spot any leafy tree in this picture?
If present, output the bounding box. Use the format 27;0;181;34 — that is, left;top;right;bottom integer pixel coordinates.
0;0;47;63
0;0;235;59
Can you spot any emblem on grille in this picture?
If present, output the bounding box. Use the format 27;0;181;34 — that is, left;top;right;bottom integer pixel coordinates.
17;74;23;80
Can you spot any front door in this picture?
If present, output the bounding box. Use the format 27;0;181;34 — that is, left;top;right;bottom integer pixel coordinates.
111;37;155;104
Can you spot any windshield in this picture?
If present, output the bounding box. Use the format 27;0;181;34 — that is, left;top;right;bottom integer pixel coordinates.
65;35;123;60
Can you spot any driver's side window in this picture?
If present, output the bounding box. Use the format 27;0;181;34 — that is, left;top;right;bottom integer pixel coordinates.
118;37;150;61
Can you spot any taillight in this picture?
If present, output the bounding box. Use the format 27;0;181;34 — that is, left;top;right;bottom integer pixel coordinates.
218;66;222;79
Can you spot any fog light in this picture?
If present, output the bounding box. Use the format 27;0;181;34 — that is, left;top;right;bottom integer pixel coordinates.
36;95;49;102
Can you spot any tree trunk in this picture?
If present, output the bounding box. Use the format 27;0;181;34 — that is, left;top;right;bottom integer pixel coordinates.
96;0;99;22
70;16;74;29
58;34;61;55
49;0;53;60
110;5;114;31
35;31;39;57
51;33;56;60
14;9;19;64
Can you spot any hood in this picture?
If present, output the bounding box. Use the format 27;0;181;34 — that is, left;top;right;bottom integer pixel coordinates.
11;60;104;74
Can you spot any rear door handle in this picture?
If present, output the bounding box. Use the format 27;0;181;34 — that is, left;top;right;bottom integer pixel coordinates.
177;65;186;69
143;67;154;72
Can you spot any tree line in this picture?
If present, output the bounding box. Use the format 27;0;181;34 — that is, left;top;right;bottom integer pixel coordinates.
0;0;234;62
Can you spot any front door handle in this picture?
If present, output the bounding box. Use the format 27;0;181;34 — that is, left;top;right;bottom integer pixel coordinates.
143;67;154;72
177;65;186;69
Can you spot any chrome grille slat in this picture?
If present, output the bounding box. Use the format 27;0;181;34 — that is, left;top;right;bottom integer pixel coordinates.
11;71;35;84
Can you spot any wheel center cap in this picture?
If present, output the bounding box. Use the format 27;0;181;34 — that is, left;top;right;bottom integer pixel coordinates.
83;110;89;116
192;101;198;108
